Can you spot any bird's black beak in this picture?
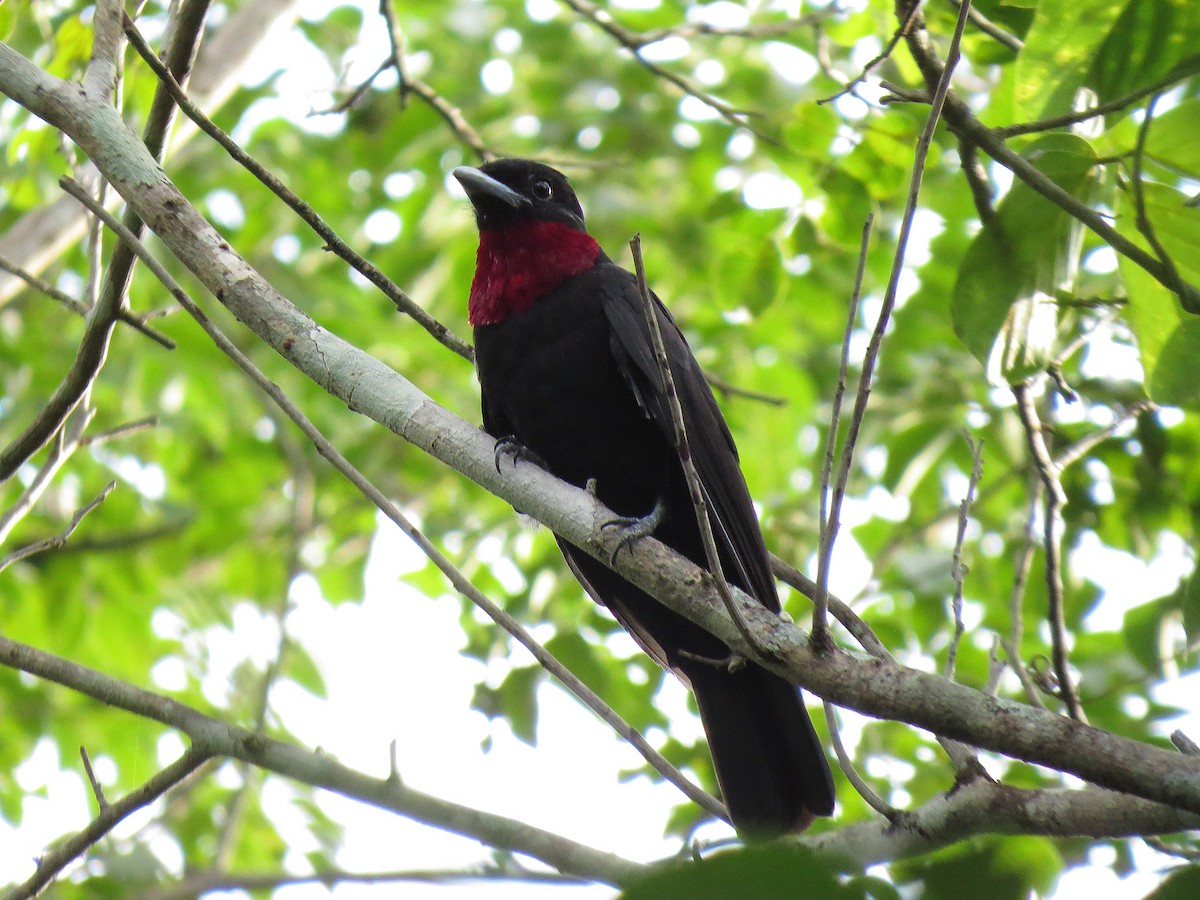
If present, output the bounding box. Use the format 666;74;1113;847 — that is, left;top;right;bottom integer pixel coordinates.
452;166;530;209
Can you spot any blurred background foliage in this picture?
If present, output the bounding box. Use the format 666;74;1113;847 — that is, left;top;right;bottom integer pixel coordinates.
1;0;1199;896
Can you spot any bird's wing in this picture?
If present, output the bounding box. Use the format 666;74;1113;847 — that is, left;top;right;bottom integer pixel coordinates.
598;264;779;609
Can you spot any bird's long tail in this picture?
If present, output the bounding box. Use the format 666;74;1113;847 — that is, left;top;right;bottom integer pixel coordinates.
685;661;835;837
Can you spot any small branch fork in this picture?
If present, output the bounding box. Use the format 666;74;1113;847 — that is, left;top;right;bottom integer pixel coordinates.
9;747;212;899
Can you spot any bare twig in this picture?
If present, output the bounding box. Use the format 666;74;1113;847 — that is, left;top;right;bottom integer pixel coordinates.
378;0;492;160
704;373;786;407
946;0;1023;52
9;747;212;900
122;17;476;362
813;214;872;639
61;182;725;823
559;0;765;137
0;480;115;574
945;434;983;680
958;139;995;224
0;252;175;348
1012;382;1086;722
770;554;892;660
377;0;411;109
79;746;110;811
629;235;762;660
823;700;896;818
996;66;1198;138
819;1;922;106
1130;93;1182;291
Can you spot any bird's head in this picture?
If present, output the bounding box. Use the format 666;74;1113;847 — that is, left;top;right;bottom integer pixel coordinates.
454;159;602;327
453;159;588;233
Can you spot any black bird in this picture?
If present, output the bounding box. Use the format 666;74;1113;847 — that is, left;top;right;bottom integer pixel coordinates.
454;158;834;837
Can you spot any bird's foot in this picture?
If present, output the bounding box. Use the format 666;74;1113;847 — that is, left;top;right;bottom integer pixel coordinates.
493;435;545;473
601;497;665;564
679;650;748;673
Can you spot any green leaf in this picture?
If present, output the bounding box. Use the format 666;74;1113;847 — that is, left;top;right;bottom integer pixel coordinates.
951;134;1100;370
621;844;846;900
1087;0;1200;107
1183;569;1200;646
1141;864;1200;899
1145;99;1200;178
471;665;542;745
1012;0;1128;120
1116;182;1200;407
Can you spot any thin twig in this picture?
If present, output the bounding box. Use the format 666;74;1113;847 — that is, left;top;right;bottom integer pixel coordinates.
770;554;892;660
822;700;897;818
79;746;110;811
1012;382;1086;722
0;481;116;574
945;434;983;680
704;372;786;407
60;181;725;822
1054;399;1156;470
813;214;872;639
818;1;922;106
629;235;763;660
958;139;995;224
378;0;492;160
1002;476;1048;709
0;252;175;348
946;0;1022;52
121;17;476;362
559;0;766;138
9;747;211;900
996;66;1198;138
1130;93;1182;291
378;0;410;109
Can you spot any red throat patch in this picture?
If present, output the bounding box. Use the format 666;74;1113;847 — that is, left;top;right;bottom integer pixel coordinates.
468;220;602;326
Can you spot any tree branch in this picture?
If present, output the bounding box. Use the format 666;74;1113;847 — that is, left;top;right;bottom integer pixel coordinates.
7;746;212;900
0;634;648;888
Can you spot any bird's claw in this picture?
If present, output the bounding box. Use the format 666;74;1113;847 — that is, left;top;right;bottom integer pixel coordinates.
493;436;544;473
602;497;665;564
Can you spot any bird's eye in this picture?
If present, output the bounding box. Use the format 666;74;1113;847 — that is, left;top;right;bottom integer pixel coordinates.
531;179;553;201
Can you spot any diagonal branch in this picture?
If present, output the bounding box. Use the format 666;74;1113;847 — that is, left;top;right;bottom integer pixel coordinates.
8;747;212;900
